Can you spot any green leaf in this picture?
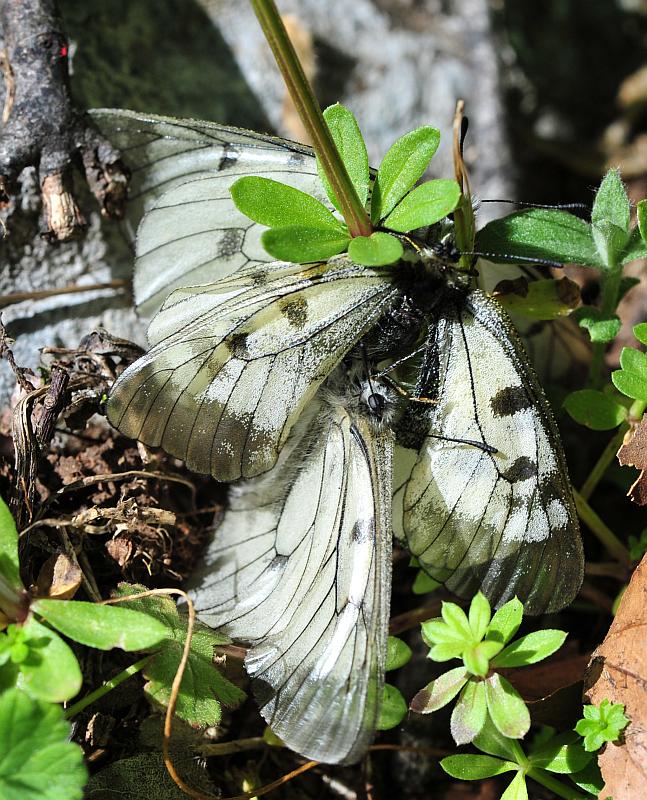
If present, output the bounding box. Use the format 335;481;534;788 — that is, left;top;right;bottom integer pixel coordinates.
33;599;168;652
451;679;487;744
476;209;604;268
592;220;630;268
410;666;468;713
575;699;630;752
568;759;604;796
385;636;412;671
563;389;627;430
441;601;473;641
620;346;647;378
3;618;82;702
634;322;647;346
529;731;592;774
85;751;213;800
421;617;466;645
412;569;441;594
612;369;647;404
491;630;567;668
371;126;440;222
464;640;503;677
231;176;341;229
0;688;87;800
429;642;466;661
441;754;517;780
0;493;21;590
619;275;641;301
592;169;631;234
262;225;350;262
116;585;245;726
376;683;407;730
612;346;647;402
486;597;523;645
485;673;530;739
621;226;647;264
500;771;528;800
468;592;491;642
494;277;581;321
638;199;647;245
318;103;370;209
347;231;403;266
464;645;490;677
382;179;460;232
628;528;647;561
572;306;621;343
474;715;526;763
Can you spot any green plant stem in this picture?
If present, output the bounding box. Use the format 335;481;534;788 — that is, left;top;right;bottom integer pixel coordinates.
527;768;591;800
250;0;372;238
573;489;631;564
0;574;28;623
579;424;628;501
588;258;622;388
64;655;151;719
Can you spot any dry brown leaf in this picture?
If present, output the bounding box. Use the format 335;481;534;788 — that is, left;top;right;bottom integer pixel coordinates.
35;552;82;599
584;553;647;799
617;417;647;505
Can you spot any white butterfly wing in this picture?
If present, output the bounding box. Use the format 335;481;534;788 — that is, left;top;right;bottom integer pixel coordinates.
91;109;322;316
107;259;397;481
191;396;393;765
402;290;583;614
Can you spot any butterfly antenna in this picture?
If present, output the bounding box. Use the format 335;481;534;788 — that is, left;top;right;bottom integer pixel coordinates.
480;199;590;215
429;432;498;454
461;250;565;269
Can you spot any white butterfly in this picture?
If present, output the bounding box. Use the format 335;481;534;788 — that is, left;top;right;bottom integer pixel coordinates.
97;110;583;764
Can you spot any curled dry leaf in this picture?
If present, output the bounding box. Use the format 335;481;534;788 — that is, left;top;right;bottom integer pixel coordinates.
617;416;647;505
35;553;82;600
583;553;647;799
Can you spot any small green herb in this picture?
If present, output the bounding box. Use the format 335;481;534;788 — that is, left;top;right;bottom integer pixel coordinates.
575;699;630;752
412;594;566;743
116;585;245;726
0;688;87;800
441;716;596;800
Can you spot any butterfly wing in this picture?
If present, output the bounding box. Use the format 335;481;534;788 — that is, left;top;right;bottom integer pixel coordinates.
191;394;393;765
401;289;583;614
91;109;323;315
107;259;397;481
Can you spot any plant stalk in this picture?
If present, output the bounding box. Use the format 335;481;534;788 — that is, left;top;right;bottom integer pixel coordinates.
527;768;591;800
573;489;631;564
64;655;151;718
250;0;372;237
587;255;622;388
579;424;628;501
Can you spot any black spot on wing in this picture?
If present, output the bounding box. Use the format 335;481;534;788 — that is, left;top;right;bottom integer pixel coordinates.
279;296;309;329
490;386;533;417
501;456;537;483
226;332;250;358
218;144;240;171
